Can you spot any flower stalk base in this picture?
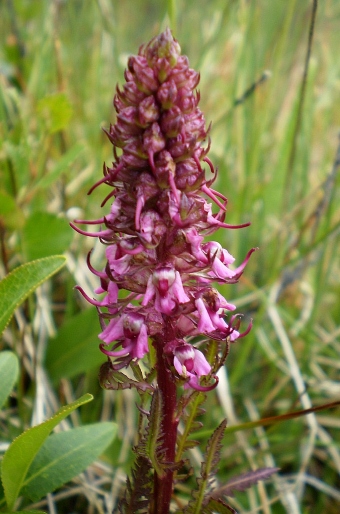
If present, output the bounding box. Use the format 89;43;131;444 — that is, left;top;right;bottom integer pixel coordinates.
151;336;178;514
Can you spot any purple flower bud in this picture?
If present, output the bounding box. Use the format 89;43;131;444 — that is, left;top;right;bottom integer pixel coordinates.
160;106;184;138
118;106;139;126
177;87;200;113
138;95;160;126
143;122;166;169
154;150;176;189
175;159;204;191
157;79;178;109
138;210;167;247
119;82;146;106
145;27;181;72
128;55;159;94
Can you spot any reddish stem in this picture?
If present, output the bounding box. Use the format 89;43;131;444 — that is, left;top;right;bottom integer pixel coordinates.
151;336;178;514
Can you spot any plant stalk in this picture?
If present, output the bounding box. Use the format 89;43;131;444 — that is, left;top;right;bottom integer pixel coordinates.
151;337;178;514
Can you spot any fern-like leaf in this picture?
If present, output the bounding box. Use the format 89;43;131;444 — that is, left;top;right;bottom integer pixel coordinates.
211;467;280;498
183;419;227;514
99;362;153;392
200;419;227;481
117;456;153;514
202;497;237;514
176;391;206;463
137;388;168;478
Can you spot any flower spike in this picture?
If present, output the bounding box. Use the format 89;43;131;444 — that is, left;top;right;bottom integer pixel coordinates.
71;28;254;389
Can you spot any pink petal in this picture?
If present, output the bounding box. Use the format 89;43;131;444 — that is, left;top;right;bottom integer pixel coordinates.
99;316;124;344
135;323;149;358
195;297;216;333
142;275;156;305
193;348;211;376
172;271;190;304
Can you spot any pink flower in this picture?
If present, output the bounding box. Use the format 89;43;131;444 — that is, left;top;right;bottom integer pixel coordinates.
142;266;189;315
194;289;237;339
99;312;149;363
171;342;217;391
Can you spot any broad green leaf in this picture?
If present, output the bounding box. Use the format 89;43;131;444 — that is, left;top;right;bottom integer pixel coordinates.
0;256;66;335
37;92;73;134
35;143;84;190
22;422;117;501
45;309;103;382
1;393;92;511
22;212;73;261
1;511;47;513
0;352;19;410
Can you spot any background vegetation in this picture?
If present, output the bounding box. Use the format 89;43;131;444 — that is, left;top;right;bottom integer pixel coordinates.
1;0;339;512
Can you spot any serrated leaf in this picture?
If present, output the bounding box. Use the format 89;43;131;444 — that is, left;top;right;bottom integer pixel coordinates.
0;352;19;410
1;393;92;511
22;212;73;261
142;389;165;478
184;420;227;514
118;456;153;514
45;308;103;382
203;497;237;514
211;467;280;498
21;422;117;501
183;440;200;450
130;362;144;382
99;362;154;392
0;256;66;335
176;392;206;465
201;419;226;481
191;421;203;430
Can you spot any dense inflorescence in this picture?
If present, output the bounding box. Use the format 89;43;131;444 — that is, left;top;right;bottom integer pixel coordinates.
71;28;254;390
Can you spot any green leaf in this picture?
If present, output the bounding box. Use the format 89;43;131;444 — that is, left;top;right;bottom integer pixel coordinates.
0;191;24;230
37;92;73;134
202;497;236;514
0;256;66;335
201;419;226;481
21;422;117;501
35;143;84;190
176;391;206;463
22;212;73;261
1;393;93;511
0;352;19;410
138;389;166;478
45;308;104;382
185;420;227;514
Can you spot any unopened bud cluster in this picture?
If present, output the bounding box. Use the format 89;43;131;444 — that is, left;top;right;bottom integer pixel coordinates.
72;29;254;390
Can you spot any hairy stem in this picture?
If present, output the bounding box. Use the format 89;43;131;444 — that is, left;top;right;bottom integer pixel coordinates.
151;336;178;514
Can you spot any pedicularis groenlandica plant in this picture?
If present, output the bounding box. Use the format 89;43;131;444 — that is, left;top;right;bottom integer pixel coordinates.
71;29;277;514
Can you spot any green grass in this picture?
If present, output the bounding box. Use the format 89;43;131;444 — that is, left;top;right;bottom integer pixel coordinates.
1;0;340;512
